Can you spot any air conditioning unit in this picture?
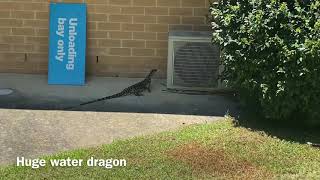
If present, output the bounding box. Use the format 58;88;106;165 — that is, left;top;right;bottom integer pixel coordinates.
167;31;225;91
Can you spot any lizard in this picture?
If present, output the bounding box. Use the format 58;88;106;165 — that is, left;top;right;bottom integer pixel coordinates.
64;69;157;110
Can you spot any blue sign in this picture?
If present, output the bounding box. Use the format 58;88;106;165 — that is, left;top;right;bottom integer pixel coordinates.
48;3;87;85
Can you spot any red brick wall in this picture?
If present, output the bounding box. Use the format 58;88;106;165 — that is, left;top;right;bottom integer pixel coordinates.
0;0;211;78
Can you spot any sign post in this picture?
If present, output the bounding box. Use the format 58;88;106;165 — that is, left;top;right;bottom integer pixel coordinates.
48;3;87;85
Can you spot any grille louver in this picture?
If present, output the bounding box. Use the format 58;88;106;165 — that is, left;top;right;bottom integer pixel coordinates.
167;31;223;91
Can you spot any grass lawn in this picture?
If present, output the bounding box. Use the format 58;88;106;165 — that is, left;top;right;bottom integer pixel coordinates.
1;118;320;179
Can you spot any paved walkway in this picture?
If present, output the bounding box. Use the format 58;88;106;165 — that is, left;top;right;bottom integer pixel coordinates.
0;109;221;165
0;73;240;117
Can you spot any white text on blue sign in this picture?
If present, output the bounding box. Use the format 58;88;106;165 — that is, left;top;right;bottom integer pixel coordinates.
55;18;78;71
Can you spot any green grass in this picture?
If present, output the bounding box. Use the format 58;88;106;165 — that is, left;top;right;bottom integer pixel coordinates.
1;118;320;179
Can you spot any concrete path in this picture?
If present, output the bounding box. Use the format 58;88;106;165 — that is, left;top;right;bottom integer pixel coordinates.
0;109;221;165
0;73;240;117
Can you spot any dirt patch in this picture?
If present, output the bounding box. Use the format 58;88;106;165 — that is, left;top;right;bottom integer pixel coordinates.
167;142;272;179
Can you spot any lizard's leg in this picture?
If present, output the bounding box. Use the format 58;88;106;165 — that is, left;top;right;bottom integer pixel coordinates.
134;89;144;96
147;82;151;92
134;92;144;96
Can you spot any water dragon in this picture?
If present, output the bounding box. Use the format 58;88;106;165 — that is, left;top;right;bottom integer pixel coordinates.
64;69;157;110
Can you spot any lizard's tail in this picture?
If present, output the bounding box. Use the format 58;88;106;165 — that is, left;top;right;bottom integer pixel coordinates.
64;93;122;110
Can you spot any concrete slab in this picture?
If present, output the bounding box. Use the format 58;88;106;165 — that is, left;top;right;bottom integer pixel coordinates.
0;73;240;117
0;109;221;165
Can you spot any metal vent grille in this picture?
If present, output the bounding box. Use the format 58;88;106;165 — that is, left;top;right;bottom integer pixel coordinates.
173;41;220;88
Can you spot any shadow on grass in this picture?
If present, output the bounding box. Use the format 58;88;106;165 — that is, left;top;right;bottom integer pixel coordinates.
237;106;320;145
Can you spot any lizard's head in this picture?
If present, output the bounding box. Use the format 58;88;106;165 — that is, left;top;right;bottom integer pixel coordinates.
148;69;157;77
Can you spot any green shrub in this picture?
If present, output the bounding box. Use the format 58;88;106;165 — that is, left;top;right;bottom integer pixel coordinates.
209;0;320;125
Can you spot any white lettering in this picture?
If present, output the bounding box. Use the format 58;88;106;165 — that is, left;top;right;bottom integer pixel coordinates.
54;17;79;69
56;18;66;37
66;63;74;70
16;157;25;167
86;157;127;169
16;157;46;169
50;158;83;167
55;18;66;62
55;40;65;62
66;18;78;71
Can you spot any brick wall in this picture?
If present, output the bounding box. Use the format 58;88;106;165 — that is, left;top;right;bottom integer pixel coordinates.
0;0;211;78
